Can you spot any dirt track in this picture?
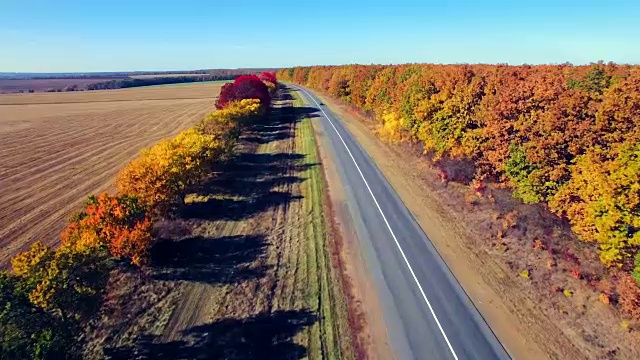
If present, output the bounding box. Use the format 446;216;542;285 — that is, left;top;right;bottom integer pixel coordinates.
0;83;222;265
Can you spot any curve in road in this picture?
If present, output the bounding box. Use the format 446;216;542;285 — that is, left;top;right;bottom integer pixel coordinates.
290;84;511;360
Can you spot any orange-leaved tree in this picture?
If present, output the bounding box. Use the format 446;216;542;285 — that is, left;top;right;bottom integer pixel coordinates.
62;192;153;266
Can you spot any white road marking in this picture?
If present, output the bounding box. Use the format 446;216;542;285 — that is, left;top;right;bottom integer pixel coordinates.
294;85;460;360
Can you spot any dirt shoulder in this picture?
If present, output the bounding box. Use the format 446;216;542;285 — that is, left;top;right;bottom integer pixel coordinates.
83;88;355;359
310;89;640;360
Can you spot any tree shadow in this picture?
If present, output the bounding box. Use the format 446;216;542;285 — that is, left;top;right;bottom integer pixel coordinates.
150;235;268;284
285;106;320;119
243;101;320;144
181;191;303;221
104;309;317;360
279;90;295;101
178;151;318;222
175;86;322;222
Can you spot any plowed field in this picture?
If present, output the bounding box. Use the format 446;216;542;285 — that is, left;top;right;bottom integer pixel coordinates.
0;83;222;265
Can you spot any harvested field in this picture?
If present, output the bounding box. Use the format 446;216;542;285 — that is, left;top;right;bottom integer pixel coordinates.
0;83;223;266
0;78;126;93
130;74;209;79
0;84;222;105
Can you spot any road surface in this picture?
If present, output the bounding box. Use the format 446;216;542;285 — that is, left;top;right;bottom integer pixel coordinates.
290;84;510;360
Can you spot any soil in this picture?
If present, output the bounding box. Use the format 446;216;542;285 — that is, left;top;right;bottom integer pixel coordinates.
311;90;640;360
0;83;223;266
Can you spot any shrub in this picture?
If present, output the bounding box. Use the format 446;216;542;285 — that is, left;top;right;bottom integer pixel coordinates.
619;274;640;319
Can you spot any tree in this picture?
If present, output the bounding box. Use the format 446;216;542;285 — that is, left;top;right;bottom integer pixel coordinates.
550;140;640;266
62;193;154;266
216;75;271;110
0;272;74;360
11;241;111;323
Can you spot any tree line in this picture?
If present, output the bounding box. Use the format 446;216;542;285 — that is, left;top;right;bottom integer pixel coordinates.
0;73;276;360
277;63;640;317
85;74;235;90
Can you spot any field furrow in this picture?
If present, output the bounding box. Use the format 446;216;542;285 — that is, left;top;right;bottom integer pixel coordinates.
0;83;222;266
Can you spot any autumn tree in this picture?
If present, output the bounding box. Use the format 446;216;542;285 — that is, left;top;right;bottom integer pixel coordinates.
62;193;153;266
216;75;271;110
0;272;73;360
116;129;223;212
11;240;111;323
550;140;640;266
280;62;640;278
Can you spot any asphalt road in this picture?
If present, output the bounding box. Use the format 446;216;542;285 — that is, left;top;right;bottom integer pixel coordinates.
290;84;511;360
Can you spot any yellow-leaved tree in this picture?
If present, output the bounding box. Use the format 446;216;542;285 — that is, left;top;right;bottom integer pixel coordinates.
11;240;111;322
550;140;640;266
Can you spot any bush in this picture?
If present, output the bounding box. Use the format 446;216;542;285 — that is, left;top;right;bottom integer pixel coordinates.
619;274;640;319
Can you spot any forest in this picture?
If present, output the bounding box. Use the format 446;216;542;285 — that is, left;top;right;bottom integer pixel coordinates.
277;63;640;314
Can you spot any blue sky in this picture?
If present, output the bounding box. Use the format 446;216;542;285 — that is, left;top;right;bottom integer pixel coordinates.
1;0;639;72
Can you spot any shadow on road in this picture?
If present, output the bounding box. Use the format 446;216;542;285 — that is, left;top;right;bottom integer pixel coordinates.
103;309;317;360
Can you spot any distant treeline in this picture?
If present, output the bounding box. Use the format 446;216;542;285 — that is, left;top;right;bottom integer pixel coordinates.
0;68;278;80
85;75;238;90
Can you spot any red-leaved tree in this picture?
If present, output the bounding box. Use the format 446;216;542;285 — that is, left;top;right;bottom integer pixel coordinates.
259;71;277;84
216;75;271;110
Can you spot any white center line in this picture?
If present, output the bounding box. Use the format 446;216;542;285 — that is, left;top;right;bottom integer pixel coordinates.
293;85;459;360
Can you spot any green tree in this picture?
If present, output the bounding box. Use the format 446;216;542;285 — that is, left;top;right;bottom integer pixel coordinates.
0;272;74;360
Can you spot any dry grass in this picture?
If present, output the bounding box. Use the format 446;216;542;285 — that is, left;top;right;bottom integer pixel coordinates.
0;83;223;266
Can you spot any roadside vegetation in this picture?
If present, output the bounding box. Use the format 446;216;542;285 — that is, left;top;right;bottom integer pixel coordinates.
83;83;353;359
293;91;353;358
278;63;640;329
